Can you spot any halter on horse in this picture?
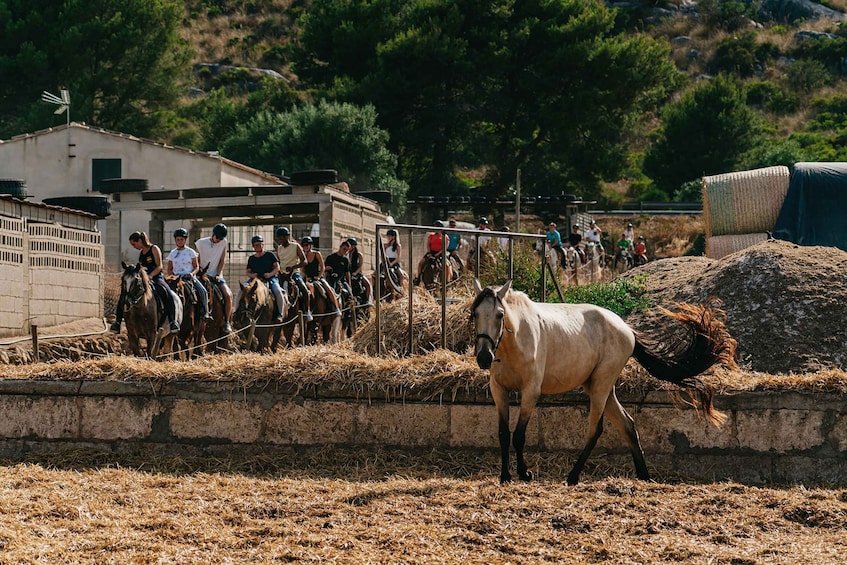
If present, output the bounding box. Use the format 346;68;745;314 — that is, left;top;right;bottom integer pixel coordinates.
471;279;737;485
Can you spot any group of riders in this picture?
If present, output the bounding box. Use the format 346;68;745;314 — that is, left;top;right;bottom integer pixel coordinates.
546;220;647;270
111;217;650;336
111;222;369;337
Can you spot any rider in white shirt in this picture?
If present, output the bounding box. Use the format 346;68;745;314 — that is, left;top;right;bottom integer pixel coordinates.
167;227;213;322
194;223;234;332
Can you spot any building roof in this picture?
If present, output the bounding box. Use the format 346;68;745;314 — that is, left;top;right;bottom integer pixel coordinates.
0;122;283;185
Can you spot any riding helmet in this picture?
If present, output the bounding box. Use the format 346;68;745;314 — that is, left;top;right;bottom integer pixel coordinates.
434;220;444;227
386;228;398;237
478;216;489;225
251;235;264;244
301;236;313;245
275;226;290;237
173;228;188;238
346;237;358;246
627;223;633;227
212;223;228;238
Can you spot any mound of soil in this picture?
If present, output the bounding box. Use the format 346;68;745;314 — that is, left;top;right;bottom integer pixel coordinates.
626;239;847;374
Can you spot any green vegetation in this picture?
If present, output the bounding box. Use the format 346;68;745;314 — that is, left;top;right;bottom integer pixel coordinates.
4;1;847;207
479;242;651;317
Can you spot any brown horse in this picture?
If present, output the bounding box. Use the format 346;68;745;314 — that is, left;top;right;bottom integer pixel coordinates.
471;279;737;485
234;278;285;352
307;278;342;344
166;275;204;359
198;266;230;353
120;262;181;359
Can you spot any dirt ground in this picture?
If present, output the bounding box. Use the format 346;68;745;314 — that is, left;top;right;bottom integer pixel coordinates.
625;239;847;373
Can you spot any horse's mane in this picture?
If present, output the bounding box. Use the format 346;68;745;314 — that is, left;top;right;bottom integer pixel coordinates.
471;284;533;313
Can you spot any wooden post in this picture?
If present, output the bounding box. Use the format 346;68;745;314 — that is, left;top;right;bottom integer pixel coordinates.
31;325;38;363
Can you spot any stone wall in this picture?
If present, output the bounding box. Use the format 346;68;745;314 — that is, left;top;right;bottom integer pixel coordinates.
0;379;843;485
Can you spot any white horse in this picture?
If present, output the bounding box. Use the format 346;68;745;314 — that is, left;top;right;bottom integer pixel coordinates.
471;279;737;485
537;242;578;286
582;242;605;283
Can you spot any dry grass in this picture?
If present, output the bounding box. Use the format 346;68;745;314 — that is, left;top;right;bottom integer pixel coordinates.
0;451;845;563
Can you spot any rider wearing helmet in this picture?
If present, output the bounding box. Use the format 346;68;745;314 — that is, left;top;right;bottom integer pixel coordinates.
344;237;368;300
633;235;648;266
566;223;586;264
246;234;286;323
382;228;405;285
273;226;312;322
624;222;635;244
167;227;213;323
194;223;234;332
414;220;453;285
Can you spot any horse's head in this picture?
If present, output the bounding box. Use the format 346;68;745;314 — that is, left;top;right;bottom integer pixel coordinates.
471;279;511;369
122;262;150;301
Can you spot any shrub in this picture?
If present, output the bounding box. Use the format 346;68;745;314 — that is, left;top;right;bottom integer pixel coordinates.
561;276;652;317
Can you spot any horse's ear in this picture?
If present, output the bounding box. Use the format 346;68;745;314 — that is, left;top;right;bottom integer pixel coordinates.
121;261;129;270
473;278;483;294
497;280;512;300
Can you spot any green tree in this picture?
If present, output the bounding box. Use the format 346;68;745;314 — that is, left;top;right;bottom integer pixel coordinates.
219;101;408;214
0;0;189;138
294;0;680;200
644;75;762;195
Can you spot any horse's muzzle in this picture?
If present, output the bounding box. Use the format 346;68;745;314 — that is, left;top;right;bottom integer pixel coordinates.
476;345;495;369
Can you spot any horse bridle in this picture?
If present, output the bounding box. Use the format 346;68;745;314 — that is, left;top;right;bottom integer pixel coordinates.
474;294;505;354
125;274;147;308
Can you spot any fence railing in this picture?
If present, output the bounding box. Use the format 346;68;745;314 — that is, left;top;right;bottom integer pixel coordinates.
373;223;564;355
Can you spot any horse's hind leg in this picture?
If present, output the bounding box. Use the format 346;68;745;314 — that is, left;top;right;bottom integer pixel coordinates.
567;392;608;486
604;390;650;481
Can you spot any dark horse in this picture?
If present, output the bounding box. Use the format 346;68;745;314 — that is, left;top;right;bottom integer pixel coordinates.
279;280;308;347
198;265;230;353
234;278;285;352
306;278;342;344
120;262;181;359
471;279;737;485
166;275;204;359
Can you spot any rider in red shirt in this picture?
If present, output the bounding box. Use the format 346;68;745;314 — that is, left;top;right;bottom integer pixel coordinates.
414;220;453;285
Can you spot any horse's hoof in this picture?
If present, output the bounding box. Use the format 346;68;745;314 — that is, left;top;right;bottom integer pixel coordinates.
519;471;533;482
499;474;512;484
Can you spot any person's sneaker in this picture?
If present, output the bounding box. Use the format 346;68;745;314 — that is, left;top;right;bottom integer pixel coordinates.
305;310;314;322
109;322;121;334
224;322;233;333
274;314;284;323
204;313;214;321
169;321;180;333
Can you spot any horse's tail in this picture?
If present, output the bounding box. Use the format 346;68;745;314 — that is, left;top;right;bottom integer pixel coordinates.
632;300;737;427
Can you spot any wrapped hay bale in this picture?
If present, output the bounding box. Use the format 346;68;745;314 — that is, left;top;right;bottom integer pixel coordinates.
707;233;769;259
702;166;790;237
349;287;474;356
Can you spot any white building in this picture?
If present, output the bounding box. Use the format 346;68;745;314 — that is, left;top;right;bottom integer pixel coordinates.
0;122;388;278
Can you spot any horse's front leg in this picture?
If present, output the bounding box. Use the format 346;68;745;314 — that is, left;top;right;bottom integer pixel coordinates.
490;379;512;483
514;390;539;482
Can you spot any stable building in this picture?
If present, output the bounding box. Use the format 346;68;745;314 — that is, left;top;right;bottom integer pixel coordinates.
0;123;389;277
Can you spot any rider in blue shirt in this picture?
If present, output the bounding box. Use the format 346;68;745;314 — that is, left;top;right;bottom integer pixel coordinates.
546;222;565;265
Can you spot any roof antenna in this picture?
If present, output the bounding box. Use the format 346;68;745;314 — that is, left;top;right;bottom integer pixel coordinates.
41;88;72;157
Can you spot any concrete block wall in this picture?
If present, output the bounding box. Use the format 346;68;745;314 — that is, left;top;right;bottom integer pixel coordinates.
0;379;843;484
27;222;103;326
0;215;27;336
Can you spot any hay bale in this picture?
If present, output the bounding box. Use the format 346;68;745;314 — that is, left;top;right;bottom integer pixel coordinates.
706;233;769;259
702;166;790;237
350;287;474;356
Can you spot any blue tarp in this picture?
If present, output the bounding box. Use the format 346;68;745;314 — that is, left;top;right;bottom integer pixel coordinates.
772;162;847;251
